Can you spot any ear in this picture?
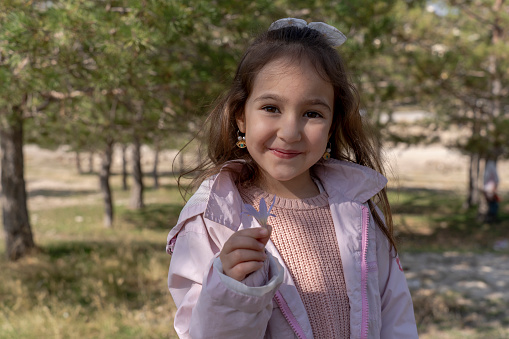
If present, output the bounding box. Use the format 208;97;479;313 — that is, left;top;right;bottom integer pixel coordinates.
236;112;246;133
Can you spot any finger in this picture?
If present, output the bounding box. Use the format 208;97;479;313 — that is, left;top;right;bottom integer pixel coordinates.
227;261;265;281
224;249;267;268
258;224;272;246
223;235;265;254
235;227;270;240
222;228;270;254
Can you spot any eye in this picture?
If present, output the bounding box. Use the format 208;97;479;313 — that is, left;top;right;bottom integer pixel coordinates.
304;111;323;118
262;105;280;114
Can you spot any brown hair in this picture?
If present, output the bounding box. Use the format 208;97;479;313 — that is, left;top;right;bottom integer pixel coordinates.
178;25;396;252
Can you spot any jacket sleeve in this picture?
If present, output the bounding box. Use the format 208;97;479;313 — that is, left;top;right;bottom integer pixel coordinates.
373;209;419;338
168;215;284;339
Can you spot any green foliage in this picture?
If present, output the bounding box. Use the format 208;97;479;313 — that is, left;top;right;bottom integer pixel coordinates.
2;0;507;157
392;0;509;157
0;2;55;111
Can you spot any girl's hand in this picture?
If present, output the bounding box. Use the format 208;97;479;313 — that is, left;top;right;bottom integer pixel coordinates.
219;226;272;282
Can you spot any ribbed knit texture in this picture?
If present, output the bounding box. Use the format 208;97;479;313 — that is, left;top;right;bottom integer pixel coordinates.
239;185;350;339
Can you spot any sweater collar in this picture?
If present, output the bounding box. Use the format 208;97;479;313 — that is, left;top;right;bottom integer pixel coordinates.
167;159;388;245
203;159;387;228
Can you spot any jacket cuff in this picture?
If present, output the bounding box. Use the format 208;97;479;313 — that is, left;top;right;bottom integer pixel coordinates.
204;253;284;313
241;252;270;287
213;252;284;297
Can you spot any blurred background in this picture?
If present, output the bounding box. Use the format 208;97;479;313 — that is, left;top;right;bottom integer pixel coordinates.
1;0;508;338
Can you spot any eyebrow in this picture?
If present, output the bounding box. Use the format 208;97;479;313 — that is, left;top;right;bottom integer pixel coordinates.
253;94;332;112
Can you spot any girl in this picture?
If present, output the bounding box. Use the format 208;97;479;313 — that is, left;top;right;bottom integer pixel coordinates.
166;18;418;339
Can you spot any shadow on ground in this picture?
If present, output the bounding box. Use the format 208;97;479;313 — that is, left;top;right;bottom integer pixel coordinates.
389;188;509;252
1;239;167;312
121;203;183;230
28;189;98;198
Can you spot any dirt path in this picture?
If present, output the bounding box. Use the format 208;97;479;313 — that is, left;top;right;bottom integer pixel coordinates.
401;251;509;337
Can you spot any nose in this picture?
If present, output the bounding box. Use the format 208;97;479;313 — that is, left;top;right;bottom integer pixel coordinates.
277;113;302;143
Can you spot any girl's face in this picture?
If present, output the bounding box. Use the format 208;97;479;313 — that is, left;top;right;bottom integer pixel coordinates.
237;57;334;198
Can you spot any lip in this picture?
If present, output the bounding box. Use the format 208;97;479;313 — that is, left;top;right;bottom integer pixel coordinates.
269;148;302;159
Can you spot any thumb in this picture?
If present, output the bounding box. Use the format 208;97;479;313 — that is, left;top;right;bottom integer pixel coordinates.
259;224;272;246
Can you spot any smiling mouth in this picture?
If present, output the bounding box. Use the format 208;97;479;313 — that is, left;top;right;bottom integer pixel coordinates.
269;148;302;159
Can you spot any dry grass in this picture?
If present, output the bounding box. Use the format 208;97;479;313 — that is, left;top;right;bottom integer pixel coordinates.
1;147;183;338
2;145;509;338
0;198;181;338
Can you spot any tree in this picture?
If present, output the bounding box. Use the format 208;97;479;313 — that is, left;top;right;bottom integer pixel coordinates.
3;0;440;257
0;105;35;260
392;0;509;208
0;1;65;259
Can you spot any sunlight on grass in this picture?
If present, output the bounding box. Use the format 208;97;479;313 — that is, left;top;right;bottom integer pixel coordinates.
0;239;178;338
2;153;508;338
389;189;509;253
0;182;182;338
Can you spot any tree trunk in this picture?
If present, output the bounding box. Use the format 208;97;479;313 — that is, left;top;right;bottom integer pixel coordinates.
464;153;480;209
75;151;83;174
152;141;160;190
129;137;144;209
99;140;114;228
88;151;94;173
464;105;482;210
477;159;489;220
477;0;503;218
121;144;128;190
0;111;35;260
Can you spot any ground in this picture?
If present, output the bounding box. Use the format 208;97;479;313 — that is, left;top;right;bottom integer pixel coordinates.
1;143;508;338
387;145;509;338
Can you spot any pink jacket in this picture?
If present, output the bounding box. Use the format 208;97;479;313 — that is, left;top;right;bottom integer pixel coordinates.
166;160;418;339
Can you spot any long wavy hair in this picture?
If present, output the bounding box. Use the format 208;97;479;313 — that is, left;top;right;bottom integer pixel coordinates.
178;25;397;252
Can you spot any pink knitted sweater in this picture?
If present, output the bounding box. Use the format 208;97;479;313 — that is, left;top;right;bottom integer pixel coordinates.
239;185;350;339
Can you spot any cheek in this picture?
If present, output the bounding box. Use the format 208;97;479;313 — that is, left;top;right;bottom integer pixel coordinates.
310;127;331;148
245;119;272;144
246;130;269;152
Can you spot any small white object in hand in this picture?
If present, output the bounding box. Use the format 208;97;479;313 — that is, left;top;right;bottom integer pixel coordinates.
243;196;276;228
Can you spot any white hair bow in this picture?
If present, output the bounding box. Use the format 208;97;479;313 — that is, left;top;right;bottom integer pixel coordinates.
268;18;347;47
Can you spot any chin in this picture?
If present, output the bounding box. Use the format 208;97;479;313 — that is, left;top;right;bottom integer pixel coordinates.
266;170;305;183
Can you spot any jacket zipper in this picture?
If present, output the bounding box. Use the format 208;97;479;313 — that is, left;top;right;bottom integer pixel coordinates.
274;290;307;339
360;205;370;339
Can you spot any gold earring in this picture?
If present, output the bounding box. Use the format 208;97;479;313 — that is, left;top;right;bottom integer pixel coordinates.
236;131;247;148
323;143;331;160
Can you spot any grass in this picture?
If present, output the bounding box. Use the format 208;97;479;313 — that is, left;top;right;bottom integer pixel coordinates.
389;188;509;253
0;178;184;339
2;156;509;337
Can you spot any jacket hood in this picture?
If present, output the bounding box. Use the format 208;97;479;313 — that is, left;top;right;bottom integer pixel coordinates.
315;158;388;204
166;159;387;253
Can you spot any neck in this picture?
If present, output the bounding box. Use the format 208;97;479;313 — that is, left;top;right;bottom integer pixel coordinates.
257;171;320;199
